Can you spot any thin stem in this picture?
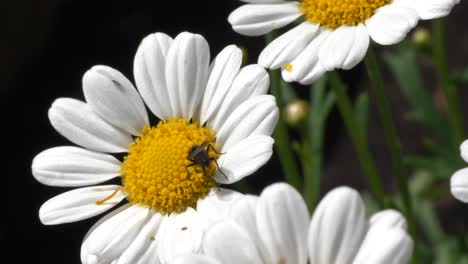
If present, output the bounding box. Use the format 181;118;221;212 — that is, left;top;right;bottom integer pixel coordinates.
271;69;302;189
364;46;418;263
329;71;386;208
303;81;330;210
433;19;464;145
301;127;319;210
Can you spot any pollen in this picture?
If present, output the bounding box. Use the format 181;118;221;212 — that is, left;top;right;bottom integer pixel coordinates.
120;118;219;214
284;63;293;72
300;0;392;29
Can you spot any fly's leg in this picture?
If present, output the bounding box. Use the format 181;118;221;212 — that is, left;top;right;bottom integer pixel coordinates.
202;164;220;191
209;157;228;181
206;143;225;155
185;163;198;176
187;162;220;190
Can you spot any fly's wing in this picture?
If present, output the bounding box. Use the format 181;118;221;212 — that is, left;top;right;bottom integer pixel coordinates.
188;145;205;160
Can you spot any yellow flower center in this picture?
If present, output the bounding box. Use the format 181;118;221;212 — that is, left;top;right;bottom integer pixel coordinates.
300;0;392;29
120;118;219;214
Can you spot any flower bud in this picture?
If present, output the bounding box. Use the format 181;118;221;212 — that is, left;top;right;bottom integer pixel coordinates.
284;100;309;127
411;28;431;47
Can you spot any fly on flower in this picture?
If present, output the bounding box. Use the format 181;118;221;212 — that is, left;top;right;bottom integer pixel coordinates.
186;142;229;182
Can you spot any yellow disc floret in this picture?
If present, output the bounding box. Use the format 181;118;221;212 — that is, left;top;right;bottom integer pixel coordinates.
121;118;219;214
300;0;392;29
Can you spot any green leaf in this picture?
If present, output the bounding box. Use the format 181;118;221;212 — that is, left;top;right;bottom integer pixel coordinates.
383;40;450;143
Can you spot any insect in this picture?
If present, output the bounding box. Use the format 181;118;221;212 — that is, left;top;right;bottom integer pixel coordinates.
186;142;228;182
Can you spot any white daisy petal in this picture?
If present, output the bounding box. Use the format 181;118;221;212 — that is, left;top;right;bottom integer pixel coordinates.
200;45;243;125
127;240;159;264
412;0;460;20
82;65;149;136
165;32;210;119
215;135;274;184
353;227;413;264
157;208;206;264
229;195;259;237
259;22;319;69
173;254;221;264
117;212;163;264
308;187;367;264
216;95;279;151
281;30;330;84
296;64;327;85
257;183;310;264
229;195;270;263
209;64;269;131
228;3;302;36
196;188;243;222
32;146;121;187
460;140;468;163
366;4;419;45
369;209;408;230
451;168;468;203
82;254;99;264
203;221;263;264
39;185;125;225
353;208;411;263
319;24;369;71
81;204;132;264
84;205;151;263
48;98;132;153
134;33;174;120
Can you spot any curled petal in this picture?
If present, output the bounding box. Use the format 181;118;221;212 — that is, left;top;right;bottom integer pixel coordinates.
228;3;302;36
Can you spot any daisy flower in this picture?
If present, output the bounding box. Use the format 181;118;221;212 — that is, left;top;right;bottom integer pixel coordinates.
451;140;468;203
228;0;460;84
173;183;413;264
31;31;278;263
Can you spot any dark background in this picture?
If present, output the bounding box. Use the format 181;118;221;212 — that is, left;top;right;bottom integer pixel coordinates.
4;0;468;263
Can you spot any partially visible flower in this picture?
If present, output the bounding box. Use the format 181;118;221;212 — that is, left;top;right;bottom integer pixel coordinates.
32;31;278;263
309;187;413;264
228;0;459;84
451;140;468;202
173;183;413;264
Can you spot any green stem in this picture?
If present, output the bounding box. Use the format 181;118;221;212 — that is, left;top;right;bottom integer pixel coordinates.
432;19;464;145
303;81;330;210
364;46;418;263
329;71;386;208
271;69;302;189
301;127;319;210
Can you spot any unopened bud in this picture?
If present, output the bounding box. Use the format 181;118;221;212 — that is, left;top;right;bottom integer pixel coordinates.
284;100;309;127
411;28;430;47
